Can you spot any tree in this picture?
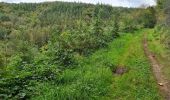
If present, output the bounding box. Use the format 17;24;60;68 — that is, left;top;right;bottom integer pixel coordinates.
0;13;10;22
92;5;103;36
143;7;157;28
91;5;106;48
111;11;120;38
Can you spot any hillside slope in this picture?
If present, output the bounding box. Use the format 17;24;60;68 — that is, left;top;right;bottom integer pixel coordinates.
0;1;161;99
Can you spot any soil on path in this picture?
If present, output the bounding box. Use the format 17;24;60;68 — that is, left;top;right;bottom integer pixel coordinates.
143;33;170;99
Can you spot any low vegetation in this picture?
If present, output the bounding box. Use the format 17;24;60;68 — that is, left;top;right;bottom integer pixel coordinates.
0;0;169;99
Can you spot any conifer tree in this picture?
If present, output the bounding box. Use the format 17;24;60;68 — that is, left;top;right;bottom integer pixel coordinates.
92;5;103;37
111;11;120;38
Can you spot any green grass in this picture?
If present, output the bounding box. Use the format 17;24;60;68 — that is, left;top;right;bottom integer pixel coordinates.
32;30;161;100
147;29;170;80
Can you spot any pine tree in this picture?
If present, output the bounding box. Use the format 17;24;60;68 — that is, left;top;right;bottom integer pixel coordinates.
92;5;103;36
111;12;120;38
91;5;106;48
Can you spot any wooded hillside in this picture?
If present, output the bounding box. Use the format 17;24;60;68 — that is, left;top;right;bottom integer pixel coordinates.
0;1;161;99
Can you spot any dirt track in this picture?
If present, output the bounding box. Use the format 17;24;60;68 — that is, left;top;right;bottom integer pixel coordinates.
143;33;170;99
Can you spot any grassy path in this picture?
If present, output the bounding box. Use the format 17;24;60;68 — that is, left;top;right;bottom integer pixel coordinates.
89;30;162;99
146;29;170;99
144;32;170;99
33;30;162;100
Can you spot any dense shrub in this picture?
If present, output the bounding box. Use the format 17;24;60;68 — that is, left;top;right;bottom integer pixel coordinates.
0;13;10;22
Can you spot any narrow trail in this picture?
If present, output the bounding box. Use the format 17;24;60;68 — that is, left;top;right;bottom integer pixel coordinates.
143;33;170;99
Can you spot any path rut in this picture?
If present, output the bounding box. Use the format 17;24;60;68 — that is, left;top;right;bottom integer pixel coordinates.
143;33;170;99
